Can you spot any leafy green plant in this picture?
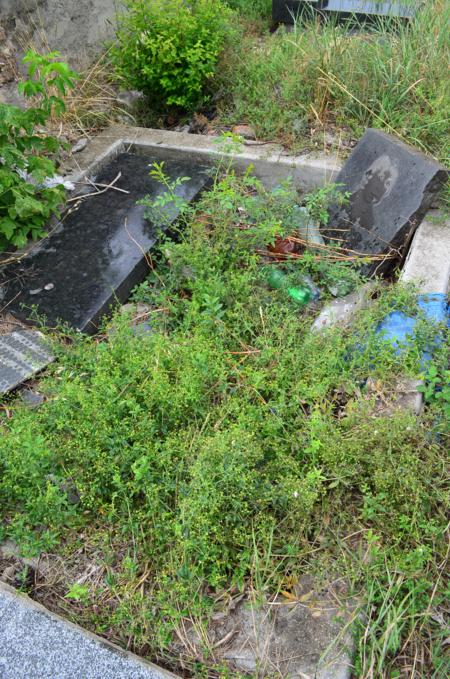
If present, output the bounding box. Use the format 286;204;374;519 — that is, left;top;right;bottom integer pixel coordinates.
303;182;350;225
224;0;271;20
418;364;450;421
66;582;90;603
137;161;191;226
0;51;78;249
112;0;236;109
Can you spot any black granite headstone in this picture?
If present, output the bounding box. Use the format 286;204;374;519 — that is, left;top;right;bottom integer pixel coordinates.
324;129;448;275
273;1;418;25
1;149;212;333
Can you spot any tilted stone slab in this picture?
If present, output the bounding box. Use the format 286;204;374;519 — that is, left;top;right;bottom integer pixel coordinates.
325;129;448;275
1;148;211;334
0;330;53;394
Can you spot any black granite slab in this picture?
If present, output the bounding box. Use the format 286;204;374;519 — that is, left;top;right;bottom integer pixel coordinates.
273;0;418;25
324;129;448;275
0;149;212;333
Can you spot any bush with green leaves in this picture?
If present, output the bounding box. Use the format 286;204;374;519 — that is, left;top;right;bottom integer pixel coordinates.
0;51;77;249
112;0;236;110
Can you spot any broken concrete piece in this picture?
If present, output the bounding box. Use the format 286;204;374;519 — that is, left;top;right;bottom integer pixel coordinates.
231;124;256;141
273;0;418;25
20;388;45;408
0;330;53;395
71;138;88;154
325;129;448;275
368;377;424;417
208;578;355;679
312;283;373;332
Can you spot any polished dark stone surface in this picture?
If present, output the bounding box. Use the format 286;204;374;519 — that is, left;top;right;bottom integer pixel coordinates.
325;129;448;275
273;0;418;24
1;149;211;333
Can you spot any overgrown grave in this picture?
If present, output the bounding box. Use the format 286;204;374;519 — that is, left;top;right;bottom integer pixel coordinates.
0;126;448;679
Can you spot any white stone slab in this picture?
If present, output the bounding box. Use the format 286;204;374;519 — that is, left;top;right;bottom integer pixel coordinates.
401;213;450;294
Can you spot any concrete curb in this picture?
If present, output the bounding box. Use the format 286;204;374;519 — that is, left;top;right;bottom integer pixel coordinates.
0;582;178;679
63;125;342;191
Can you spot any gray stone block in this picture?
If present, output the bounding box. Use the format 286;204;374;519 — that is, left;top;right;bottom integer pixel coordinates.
312;283;374;332
1;150;211;334
0;330;53;394
325;129;448;275
0;582;178;679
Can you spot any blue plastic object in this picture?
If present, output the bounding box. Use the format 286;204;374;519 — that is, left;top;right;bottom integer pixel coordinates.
376;293;449;368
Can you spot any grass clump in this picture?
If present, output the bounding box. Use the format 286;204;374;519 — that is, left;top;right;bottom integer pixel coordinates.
217;2;449;159
0;170;448;677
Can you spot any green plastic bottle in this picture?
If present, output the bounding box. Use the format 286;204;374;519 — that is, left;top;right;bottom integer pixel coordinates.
266;268;312;305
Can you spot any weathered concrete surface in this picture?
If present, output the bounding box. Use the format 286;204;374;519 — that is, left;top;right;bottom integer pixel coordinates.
0;330;53;394
61;124;342;191
312;283;374;332
401;212;450;294
0;582;178;679
0;0;116;70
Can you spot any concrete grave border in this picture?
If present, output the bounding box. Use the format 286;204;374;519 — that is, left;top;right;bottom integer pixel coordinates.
0;581;178;679
62;124;342;191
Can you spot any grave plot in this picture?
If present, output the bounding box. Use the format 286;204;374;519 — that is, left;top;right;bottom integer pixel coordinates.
273;0;419;25
0;148;212;334
0;133;448;679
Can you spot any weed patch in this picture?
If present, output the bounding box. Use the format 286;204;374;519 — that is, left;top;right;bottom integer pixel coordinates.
217;2;449;160
0;170;448;677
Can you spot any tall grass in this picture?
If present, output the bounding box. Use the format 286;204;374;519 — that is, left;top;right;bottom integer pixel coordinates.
219;2;449;160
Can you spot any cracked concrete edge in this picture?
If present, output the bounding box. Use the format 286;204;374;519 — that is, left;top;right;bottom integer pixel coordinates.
0;581;180;679
400;211;450;295
62;125;342;191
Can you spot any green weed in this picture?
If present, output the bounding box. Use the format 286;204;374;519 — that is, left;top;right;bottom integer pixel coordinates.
112;0;237;110
217;2;449;160
0;170;447;677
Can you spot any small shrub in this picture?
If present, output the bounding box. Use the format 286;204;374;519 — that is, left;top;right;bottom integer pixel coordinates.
112;0;236;110
0;51;77;249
